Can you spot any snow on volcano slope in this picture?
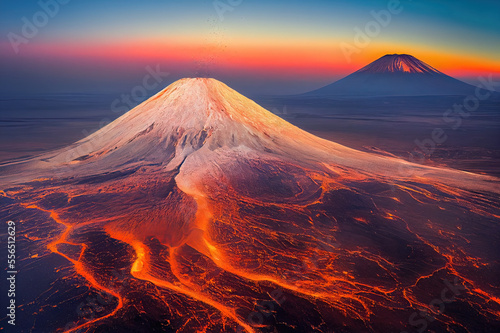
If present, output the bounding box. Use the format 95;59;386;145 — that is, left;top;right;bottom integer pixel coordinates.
0;78;497;193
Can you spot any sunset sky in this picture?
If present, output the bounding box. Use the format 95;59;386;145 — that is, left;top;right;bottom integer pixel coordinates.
1;0;499;95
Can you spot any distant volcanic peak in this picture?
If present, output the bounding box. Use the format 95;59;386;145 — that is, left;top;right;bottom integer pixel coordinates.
304;53;477;97
356;54;442;74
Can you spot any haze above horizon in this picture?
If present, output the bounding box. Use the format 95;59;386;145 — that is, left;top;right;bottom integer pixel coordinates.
1;0;499;95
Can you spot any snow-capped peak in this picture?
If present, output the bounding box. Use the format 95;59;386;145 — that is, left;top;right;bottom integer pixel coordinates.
356;54;442;74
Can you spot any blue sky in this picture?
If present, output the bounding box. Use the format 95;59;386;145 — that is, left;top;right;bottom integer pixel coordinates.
1;0;499;94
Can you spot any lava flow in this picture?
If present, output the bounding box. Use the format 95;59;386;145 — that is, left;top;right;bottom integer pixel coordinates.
0;78;499;332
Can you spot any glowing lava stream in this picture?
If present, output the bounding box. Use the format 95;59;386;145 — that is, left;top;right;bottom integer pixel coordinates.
171;167;374;317
125;161;373;332
121;166;254;332
129;240;256;332
21;204;124;333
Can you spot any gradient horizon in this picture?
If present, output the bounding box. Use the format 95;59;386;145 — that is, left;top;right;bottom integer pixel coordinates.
1;0;499;95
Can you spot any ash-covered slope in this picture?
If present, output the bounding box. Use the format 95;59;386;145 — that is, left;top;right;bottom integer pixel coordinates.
306;54;479;96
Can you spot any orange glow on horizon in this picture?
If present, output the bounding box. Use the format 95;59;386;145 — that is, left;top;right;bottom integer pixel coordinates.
4;37;499;80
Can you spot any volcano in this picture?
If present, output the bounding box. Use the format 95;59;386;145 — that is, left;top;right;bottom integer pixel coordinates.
1;78;499;333
306;54;481;96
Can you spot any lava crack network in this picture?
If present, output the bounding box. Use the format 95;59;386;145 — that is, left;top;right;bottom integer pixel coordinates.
0;78;499;332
